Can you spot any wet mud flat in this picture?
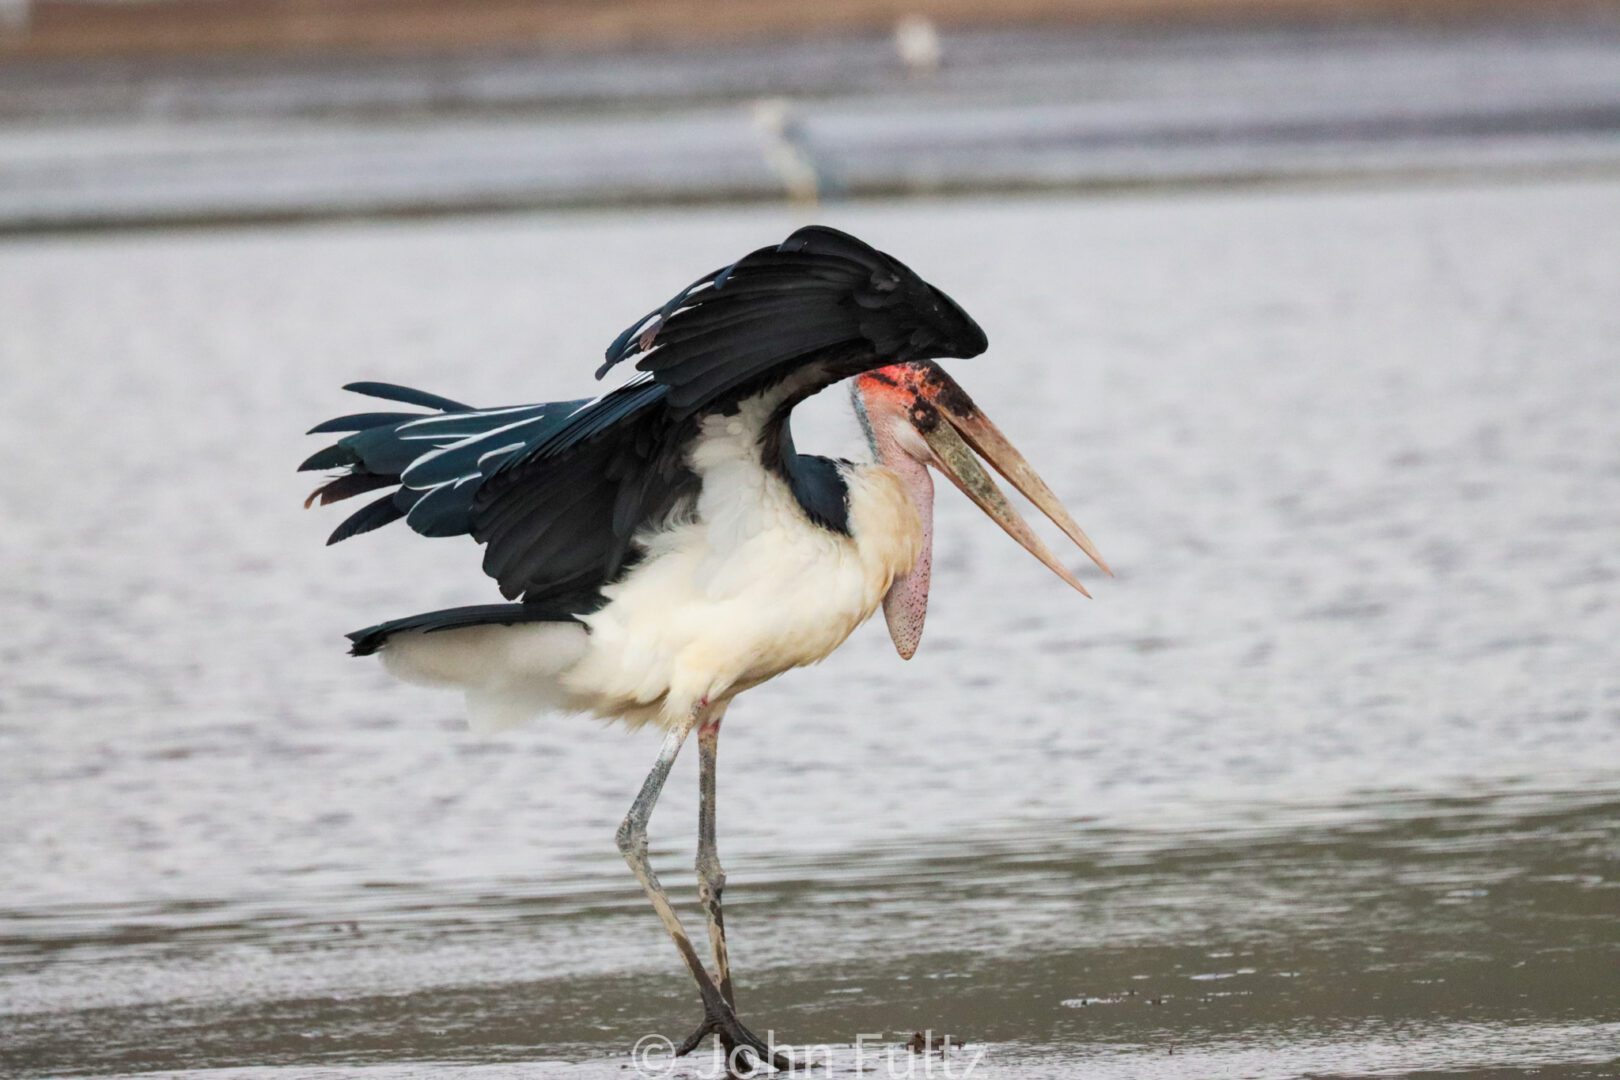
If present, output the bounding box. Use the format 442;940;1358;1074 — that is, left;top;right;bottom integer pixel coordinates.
5;789;1617;1078
2;177;1619;1076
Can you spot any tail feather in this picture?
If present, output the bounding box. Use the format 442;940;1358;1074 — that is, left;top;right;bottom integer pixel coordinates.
346;601;588;656
350;604;592;731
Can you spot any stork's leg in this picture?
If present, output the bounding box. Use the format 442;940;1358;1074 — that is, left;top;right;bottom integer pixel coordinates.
695;709;735;1006
675;710;746;1056
617;706;789;1072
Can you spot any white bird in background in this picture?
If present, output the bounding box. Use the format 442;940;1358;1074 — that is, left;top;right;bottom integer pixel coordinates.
302;226;1107;1069
894;14;944;75
751;98;823;209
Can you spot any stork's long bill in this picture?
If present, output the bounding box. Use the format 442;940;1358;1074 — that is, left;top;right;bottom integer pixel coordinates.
855;361;1110;659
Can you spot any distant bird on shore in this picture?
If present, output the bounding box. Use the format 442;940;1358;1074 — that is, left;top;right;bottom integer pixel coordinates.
894;14;943;75
302;226;1105;1068
751;98;823;209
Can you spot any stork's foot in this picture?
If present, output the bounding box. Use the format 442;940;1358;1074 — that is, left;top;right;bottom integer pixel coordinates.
674;998;794;1072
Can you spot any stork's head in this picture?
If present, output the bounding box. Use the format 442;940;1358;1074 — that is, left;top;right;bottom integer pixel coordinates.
853;361;1109;659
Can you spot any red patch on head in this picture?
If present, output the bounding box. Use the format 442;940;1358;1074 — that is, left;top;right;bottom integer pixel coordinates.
857;362;930;409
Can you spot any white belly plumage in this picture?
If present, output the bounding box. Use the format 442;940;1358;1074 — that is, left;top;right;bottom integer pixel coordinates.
379;416;922;732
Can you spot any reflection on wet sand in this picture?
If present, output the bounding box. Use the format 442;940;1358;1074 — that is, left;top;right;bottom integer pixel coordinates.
4;788;1616;1077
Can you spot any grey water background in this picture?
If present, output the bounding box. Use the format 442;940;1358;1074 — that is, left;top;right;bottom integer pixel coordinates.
3;17;1620;1080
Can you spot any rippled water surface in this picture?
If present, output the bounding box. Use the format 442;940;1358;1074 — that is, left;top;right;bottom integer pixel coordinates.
2;179;1619;1077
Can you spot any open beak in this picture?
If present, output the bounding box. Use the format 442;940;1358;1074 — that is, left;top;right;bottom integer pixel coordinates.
910;363;1109;597
855;361;1107;659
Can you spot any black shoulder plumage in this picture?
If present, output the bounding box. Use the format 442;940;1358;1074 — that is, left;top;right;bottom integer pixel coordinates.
304;225;987;618
597;225;987;418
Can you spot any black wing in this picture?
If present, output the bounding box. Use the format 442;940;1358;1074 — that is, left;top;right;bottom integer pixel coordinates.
466;226;988;605
302;376;685;603
469;376;691;604
306;226;987;613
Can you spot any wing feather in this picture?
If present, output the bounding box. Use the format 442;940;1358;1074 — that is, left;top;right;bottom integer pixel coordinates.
307;411;424;434
327;493;406;545
342;381;473;412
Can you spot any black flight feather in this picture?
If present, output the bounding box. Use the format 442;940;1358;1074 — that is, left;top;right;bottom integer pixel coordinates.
307;411;423;435
343;381;473;412
327;493;406;545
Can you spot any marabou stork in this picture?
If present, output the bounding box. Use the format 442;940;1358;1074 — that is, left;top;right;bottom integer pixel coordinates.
301;226;1106;1068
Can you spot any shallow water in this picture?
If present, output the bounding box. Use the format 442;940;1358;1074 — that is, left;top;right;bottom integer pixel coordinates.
2;179;1619;1077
